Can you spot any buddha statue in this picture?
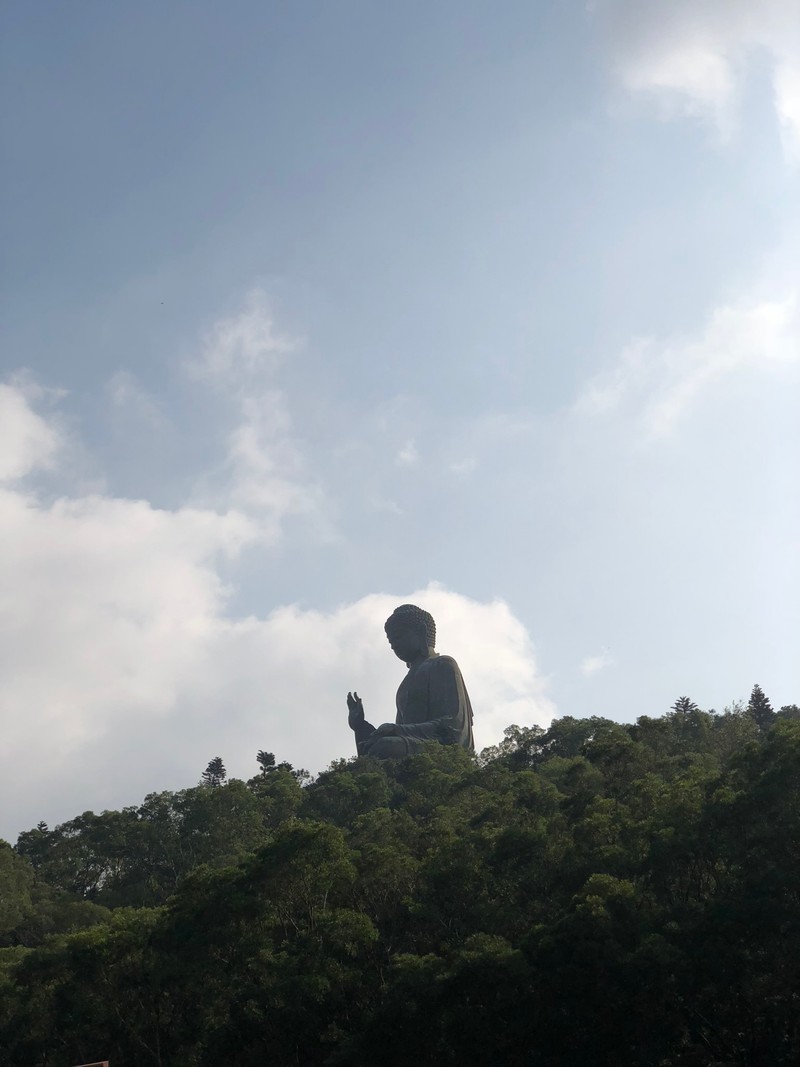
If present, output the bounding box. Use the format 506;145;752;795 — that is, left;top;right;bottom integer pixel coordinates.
347;604;474;759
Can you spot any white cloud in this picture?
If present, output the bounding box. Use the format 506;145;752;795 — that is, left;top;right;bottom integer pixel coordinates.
449;457;477;478
190;287;295;382
0;386;552;842
224;389;315;522
106;370;167;429
0;381;61;481
597;0;800;155
580;650;613;676
396;439;419;466
370;496;403;515
575;292;799;437
774;58;800;160
187;289;320;540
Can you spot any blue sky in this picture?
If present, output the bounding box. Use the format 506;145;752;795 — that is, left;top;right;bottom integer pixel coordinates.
2;0;798;840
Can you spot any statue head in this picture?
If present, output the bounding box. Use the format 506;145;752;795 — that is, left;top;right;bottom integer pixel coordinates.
384;604;436;664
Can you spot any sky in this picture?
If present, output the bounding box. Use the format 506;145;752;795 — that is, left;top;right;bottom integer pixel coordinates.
1;0;798;843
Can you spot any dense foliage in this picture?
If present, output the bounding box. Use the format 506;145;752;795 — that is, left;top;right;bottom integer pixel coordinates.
2;692;798;1065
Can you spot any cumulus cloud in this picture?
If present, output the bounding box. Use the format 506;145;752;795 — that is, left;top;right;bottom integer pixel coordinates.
0;381;61;481
369;496;403;515
187;288;320;539
396;439;419;466
0;386;552;842
575;291;799;437
106;370;167;429
580;650;613;676
189;287;295;382
449;457;477;478
596;0;800;156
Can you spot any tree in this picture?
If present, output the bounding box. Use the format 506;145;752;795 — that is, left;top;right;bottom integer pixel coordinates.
0;844;34;944
256;750;309;783
747;683;775;732
200;757;227;788
4;711;799;1065
664;696;712;751
671;696;699;715
256;750;276;774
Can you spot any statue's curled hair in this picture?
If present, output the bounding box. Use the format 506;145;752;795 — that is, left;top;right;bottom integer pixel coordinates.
385;604;436;648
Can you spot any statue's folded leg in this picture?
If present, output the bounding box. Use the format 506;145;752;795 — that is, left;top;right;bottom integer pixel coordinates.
362;735;410;759
363;735;444;759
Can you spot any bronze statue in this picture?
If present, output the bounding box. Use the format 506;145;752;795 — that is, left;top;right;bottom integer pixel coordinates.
347;604;474;758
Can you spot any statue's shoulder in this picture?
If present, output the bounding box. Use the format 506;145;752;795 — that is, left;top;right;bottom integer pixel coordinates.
430;653;461;673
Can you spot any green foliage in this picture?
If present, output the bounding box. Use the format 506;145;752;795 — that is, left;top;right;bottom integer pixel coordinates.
0;844;34;944
3;703;798;1065
256;748;276;773
15;780;271;910
200;755;227;787
747;682;776;732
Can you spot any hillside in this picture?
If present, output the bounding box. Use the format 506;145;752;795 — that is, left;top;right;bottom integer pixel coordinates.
1;694;799;1066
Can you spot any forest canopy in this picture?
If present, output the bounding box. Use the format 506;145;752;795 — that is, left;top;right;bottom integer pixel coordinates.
1;689;799;1066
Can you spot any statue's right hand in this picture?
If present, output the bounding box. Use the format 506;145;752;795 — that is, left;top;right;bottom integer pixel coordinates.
347;691;365;730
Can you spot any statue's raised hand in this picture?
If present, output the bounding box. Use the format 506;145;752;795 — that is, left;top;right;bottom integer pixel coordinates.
347;691;365;731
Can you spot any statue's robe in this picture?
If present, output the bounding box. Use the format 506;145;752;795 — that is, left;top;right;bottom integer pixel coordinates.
356;653;474;758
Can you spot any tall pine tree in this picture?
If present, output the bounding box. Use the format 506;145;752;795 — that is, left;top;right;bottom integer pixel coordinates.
256;750;276;774
671;696;700;715
747;684;775;732
201;756;227;787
